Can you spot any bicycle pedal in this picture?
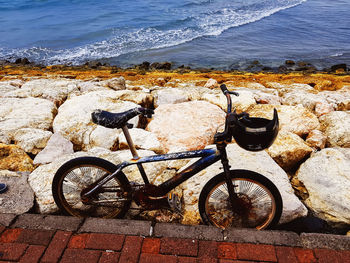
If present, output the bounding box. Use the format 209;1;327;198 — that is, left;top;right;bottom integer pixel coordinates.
167;192;182;213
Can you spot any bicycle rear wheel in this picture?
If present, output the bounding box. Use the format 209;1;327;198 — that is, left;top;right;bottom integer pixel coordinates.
52;157;131;218
199;170;282;230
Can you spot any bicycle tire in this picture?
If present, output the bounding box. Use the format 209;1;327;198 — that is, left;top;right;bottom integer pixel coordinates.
52;156;131;219
198;169;282;230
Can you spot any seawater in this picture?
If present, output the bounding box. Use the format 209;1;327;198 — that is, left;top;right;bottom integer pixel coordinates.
0;0;349;69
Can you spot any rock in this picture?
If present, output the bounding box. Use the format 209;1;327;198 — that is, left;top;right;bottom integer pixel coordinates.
316;80;335;91
101;77;126;90
314;101;334;117
152;88;189;107
13;128;52;154
88;126;120;150
154;78;167;87
5;79;79;105
77;81;109;94
281;90;326;112
201;89;256;112
53;90;139;150
319;111;350;147
147;101;225;152
0;143;34;172
0;170;34;214
266;130;313;171
305;130;327;150
182;144;307;225
118;128;162;153
295;148;350;225
113;90;153;108
0;82;19;97
0;97;56;142
330;64;347;73
204;78;218;89
33;133;74;165
248;104;320;137
285;60;295;66
319;88;350;111
151;62;172;70
253;90;281;105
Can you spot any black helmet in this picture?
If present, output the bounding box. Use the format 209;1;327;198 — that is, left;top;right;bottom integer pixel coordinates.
231;109;279;151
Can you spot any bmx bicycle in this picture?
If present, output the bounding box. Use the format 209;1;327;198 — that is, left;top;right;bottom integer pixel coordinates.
52;84;282;230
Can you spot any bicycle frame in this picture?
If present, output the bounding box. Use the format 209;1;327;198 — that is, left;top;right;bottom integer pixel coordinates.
82;146;223;198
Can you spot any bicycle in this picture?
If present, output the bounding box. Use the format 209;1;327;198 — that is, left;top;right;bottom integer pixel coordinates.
52;84;282;230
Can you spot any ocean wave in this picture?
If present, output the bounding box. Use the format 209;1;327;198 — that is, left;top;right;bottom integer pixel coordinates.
0;0;307;64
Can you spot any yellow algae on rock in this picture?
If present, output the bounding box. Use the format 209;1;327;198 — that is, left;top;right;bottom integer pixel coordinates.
0;143;34;172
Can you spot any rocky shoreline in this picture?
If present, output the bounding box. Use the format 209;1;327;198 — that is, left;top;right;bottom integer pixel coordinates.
0;64;349;234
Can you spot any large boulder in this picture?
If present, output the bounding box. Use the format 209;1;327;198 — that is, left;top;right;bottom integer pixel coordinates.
4;79;79;105
0;143;34;172
147;101;225;152
152;88;189;107
248;104;320;137
13;128;52;154
295;148;350;225
53;90;139;150
0;170;34;214
118;128;162;153
0;97;56;143
33;133;74;165
266;130;313;171
181;143;307;225
319;87;350;111
319;111;350;147
201;90;256;112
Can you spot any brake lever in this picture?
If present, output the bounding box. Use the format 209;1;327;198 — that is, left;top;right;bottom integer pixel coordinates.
228;91;239;96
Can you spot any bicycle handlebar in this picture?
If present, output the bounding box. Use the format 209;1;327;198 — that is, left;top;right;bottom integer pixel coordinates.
219;84;239;113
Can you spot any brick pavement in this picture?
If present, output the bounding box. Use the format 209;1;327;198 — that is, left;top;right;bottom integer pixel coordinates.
0;214;350;263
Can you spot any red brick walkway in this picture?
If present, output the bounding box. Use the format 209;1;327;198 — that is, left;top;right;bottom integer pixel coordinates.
1;214;350;262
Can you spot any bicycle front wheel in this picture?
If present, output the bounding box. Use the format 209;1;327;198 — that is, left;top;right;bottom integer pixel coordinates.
199;170;282;230
52;157;131;219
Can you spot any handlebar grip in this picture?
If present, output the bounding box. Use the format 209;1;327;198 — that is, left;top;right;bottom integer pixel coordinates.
220;84;229;94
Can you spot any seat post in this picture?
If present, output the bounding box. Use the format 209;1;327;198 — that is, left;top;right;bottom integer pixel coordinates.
121;125;139;160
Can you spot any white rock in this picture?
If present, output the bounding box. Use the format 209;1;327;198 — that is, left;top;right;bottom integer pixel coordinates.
182;144;307;225
89;126;120;150
101;77;126;90
319;111;350;147
0;82;19;96
152;88;189;107
113;90;153;108
13;128;52;154
33;133;74;165
147;101;225;152
204;78;218;89
248;104;320;137
6;79;79;105
53;90;139;150
296;148;350;225
266;130;313;171
77;81;109;94
0;97;56;142
282;91;326;112
118;128;162;153
319;87;350;111
305;130;327;150
314;101;334;117
0;170;34;214
201;89;256;112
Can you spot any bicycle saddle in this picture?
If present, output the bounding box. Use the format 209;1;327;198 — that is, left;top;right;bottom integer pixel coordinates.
91;107;154;129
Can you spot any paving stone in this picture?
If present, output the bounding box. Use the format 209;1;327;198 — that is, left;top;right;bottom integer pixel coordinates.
139;253;177;263
79;218;152;236
177;256;198;263
19;245;45;263
61;249;101;263
301;233;350;250
313;248;343;263
293;248;317;263
13;214;83;231
198;240;217;258
236;243;277;262
99;251;120;263
16;229;54;246
67;233;90;249
0;214;16;227
142;238;160;254
275;246;298;263
119;236;143;263
86;233;125;251
0;243;28;261
217;242;237;260
0;228;23;243
41;231;72;263
224;228;301;246
160;237;198;257
154;223;223;241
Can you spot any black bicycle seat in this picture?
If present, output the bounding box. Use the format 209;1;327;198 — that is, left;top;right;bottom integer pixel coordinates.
92;107;153;129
